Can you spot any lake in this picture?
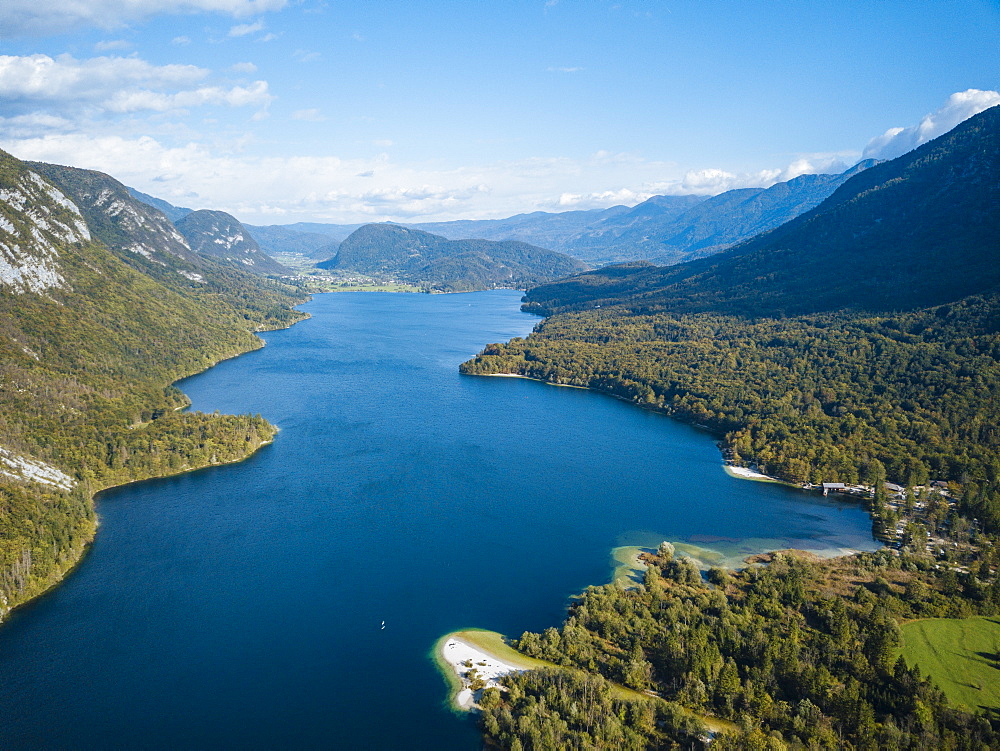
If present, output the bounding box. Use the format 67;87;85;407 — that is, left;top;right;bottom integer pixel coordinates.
0;290;877;748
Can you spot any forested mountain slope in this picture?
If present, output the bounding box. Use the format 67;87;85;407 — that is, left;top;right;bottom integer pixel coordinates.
522;106;1000;318
466;106;1000;516
319;223;589;292
0;149;306;619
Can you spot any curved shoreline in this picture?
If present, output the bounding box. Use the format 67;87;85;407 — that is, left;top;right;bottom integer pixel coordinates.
433;629;554;712
0;305;307;624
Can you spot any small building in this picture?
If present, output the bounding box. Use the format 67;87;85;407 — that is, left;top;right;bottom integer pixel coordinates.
822;482;846;496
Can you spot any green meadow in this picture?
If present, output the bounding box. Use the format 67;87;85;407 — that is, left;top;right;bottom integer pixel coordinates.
901;617;1000;712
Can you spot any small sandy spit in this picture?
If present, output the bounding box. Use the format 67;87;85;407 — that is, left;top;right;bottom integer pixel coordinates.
440;636;525;710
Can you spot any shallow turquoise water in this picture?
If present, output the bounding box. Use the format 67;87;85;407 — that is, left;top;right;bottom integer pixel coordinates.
0;291;877;748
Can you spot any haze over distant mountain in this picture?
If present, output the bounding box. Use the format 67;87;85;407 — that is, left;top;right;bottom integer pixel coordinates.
243;224;343;260
521;106;1000;317
409;204;641;253
245;163;874;268
560;162;878;265
318;223;588;292
176;210;290;276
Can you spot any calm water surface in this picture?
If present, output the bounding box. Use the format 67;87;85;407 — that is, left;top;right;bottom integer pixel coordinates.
0;291;877;748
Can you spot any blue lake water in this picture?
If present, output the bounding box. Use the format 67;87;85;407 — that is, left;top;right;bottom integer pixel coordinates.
0;291;877;748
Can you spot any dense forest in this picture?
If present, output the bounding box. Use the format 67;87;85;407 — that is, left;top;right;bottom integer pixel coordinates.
482;548;1000;749
461;293;1000;529
0;149;307;618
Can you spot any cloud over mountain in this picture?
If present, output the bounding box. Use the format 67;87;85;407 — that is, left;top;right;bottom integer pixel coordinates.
863;89;1000;161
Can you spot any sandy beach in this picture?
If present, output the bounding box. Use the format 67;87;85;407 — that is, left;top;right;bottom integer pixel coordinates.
437;631;552;711
724;464;779;482
440;635;525;709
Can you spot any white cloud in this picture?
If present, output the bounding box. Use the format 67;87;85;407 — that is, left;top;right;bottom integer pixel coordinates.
547;66;583;73
557;188;641;208
0;113;74;138
667;167;779;195
229;19;264;37
863;89;1000;161
779;155;852;180
172;36;192;45
0;134;667;223
0;54;206;103
230;61;258;73
104;81;271;112
3;88;993;225
293;50;322;62
0;54;270;118
1;0;287;37
372;139;394;148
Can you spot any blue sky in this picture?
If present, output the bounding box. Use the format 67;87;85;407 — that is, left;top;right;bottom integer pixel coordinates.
1;1;998;224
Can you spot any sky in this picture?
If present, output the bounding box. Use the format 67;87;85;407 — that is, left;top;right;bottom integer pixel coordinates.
0;0;998;225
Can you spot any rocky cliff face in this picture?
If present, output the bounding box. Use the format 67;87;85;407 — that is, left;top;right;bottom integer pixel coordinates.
27;162;204;270
0;160;91;294
176;209;290;275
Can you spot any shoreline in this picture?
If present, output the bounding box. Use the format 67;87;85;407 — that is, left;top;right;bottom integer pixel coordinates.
0;302;309;624
433;630;554;712
481;372;590;389
723;464;783;483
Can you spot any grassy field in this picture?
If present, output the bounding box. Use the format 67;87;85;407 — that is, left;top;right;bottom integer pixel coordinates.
900;616;1000;712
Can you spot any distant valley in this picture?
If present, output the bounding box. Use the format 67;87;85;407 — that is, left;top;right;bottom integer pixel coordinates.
316;223;588;293
238;161;875;269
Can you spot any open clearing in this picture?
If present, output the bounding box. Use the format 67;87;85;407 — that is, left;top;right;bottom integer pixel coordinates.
900;616;1000;712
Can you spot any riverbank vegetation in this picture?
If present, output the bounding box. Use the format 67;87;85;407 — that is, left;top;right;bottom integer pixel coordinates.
461;295;1000;526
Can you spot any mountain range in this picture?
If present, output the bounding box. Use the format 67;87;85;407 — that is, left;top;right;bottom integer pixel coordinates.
521;106;1000;317
241;161;876;267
